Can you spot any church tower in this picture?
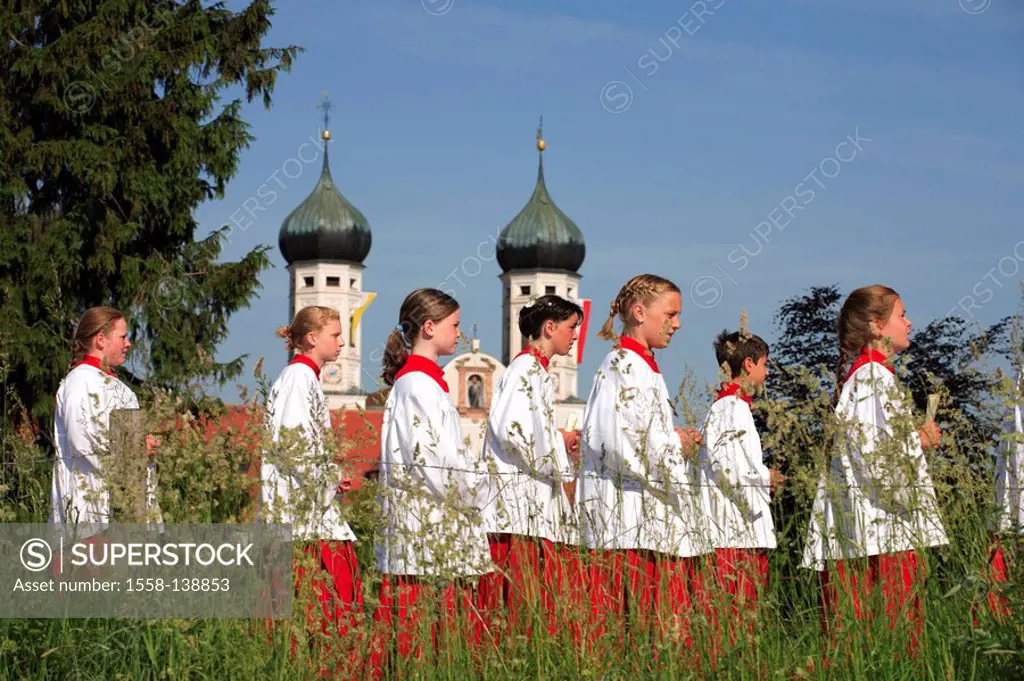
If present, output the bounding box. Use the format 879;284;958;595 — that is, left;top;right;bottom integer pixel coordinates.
496;120;586;402
278;95;374;409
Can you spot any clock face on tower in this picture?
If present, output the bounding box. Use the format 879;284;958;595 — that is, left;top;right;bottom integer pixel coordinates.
323;363;343;385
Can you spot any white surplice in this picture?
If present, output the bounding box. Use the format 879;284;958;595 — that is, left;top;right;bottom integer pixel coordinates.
261;361;356;542
577;347;709;557
50;363;162;538
376;371;491;577
699;394;776;550
802;361;948;570
483;352;574;543
993;370;1024;532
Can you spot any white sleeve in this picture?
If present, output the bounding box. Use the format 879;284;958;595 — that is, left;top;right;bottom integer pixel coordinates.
995;383;1024;528
844;372;920;510
272;379;338;509
63;388;103;460
393;391;481;503
614;376;686;489
704;402;766;491
488;371;570;482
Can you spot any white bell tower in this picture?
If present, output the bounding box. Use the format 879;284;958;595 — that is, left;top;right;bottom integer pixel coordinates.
278;94;375;410
496;118;586;403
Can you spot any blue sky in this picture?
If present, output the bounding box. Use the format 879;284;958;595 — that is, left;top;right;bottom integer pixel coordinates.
197;0;1024;403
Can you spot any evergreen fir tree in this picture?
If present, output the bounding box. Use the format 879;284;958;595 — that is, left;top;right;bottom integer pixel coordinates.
0;1;300;430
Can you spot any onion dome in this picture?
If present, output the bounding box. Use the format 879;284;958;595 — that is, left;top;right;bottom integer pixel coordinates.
278;96;371;265
496;120;586;273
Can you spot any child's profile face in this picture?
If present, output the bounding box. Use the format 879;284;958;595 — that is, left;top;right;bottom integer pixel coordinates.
427;309;462;356
548;314;580;357
639;291;682;349
309;319;344;364
97;318;131;367
874;297;911;354
744;354;769;387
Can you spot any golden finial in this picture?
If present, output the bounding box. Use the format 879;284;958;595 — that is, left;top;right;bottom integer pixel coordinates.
317;90;334;141
536;115;545;152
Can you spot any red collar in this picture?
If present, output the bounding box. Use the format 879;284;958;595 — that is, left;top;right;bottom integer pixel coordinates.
845;349;895;382
74;355;115;377
290;354;321;380
515;346;551;371
395;354;449;393
716;382;753;407
618;335;660;374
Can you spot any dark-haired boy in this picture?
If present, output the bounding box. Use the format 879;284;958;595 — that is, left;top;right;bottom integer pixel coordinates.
700;330;781;638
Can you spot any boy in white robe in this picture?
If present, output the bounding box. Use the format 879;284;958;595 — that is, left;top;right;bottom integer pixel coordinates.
699;329;779;642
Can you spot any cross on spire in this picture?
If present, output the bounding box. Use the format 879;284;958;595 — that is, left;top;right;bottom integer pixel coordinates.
317;90;334;134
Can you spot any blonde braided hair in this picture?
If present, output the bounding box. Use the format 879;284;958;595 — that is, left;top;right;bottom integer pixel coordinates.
276;305;342;353
597;274;680;342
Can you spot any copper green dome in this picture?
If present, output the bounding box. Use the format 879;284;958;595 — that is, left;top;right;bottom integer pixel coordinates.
278;138;371;265
497;131;585;274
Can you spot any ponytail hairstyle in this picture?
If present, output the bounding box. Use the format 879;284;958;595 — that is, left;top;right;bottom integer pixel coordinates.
71;307;125;365
276;305;342;353
382;288;460;386
597;274;680;342
835;285;900;397
519;295;584;341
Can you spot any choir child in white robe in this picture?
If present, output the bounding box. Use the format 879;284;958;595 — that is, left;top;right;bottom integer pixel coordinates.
578;273;706;644
50;306;162;541
482;294;582;640
262;305;362;672
984;367;1022;618
370;289;493;670
699;329;779;641
801;285;948;655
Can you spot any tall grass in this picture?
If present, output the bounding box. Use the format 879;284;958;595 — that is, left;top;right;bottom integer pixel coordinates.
0;358;1021;680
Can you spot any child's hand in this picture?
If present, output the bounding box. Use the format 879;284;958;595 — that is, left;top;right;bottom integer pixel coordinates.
918;421;941;449
769;468;786;492
676;427;702;458
145;434;160;459
562;480;577;507
561;430;581;465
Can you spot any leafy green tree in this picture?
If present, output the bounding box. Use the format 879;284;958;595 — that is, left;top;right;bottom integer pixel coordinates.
0;0;300;431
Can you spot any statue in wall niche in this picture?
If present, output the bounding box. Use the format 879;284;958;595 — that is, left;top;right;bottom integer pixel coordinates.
467;374;485;410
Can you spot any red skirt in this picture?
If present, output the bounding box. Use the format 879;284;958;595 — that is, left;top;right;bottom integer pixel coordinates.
292;540;364;676
973;541;1011;625
819;550;923;656
368;573;491;678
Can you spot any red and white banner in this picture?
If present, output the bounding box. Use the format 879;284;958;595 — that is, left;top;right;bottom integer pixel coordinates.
576;299;591;365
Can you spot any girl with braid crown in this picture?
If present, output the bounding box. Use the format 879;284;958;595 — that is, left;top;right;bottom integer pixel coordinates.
577;274;709;649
